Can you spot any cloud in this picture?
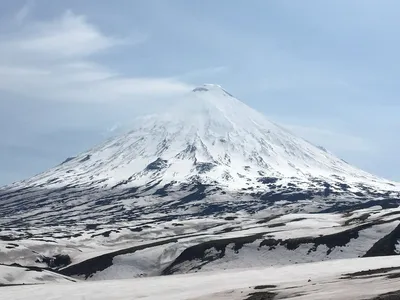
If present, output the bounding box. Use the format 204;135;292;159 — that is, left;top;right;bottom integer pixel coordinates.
177;66;228;81
14;1;34;25
14;10;123;57
258;62;350;91
283;123;375;154
0;9;191;103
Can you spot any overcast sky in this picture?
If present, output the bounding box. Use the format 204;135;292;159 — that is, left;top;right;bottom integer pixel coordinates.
1;0;400;185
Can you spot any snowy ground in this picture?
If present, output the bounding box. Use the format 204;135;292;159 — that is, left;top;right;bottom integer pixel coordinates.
4;256;400;299
0;264;76;286
1;205;400;281
2;205;400;298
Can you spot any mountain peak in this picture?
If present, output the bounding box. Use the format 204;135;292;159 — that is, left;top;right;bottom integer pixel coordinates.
192;83;222;92
191;84;233;96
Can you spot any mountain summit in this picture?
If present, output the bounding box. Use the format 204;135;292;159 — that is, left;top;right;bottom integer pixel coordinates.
1;84;399;226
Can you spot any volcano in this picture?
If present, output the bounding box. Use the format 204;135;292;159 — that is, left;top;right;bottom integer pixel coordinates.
0;84;399;226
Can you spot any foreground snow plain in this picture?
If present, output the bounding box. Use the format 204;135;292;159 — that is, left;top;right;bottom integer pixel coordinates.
2;205;400;281
2;205;400;298
3;256;400;299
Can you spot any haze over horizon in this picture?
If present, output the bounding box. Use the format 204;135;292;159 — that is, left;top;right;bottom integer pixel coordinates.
1;0;400;185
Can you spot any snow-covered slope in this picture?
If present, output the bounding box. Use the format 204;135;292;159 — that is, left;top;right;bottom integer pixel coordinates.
2;201;400;281
0;84;399;227
0;264;76;286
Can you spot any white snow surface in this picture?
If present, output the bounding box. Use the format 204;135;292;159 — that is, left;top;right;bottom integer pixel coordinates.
4;256;400;299
1;206;400;282
0;265;75;286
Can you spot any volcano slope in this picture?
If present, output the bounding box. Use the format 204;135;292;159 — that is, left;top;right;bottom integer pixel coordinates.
1;84;399;227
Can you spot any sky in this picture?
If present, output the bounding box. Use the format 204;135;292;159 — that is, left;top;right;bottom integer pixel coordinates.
1;0;400;185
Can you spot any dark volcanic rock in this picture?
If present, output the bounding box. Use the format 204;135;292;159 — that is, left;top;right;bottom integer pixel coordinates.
342;266;400;279
245;291;277;300
145;158;168;171
129;227;143;232
368;290;400;300
60;237;179;279
195;162;216;173
37;254;72;269
254;285;277;290
257;177;278;184
162;233;265;275
85;224;99;230
61;157;75;164
79;155;91;163
364;223;400;257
